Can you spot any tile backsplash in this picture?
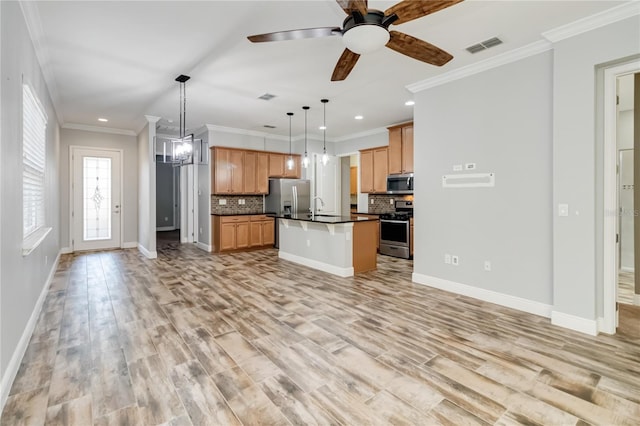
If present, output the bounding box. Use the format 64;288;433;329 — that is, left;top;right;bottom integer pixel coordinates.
211;195;264;214
367;194;413;214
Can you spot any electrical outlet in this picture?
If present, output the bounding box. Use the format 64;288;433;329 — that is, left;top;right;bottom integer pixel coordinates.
370;199;374;205
219;199;227;205
484;261;491;271
451;255;459;266
306;239;311;247
164;216;168;222
390;199;394;205
239;199;245;205
199;227;203;235
444;254;451;264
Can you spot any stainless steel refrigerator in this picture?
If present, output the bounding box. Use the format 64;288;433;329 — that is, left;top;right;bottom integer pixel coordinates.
265;178;311;248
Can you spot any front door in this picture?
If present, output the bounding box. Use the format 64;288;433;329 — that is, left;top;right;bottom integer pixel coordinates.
72;147;122;251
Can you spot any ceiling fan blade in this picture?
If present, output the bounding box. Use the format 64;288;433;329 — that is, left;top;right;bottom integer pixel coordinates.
386;31;453;66
248;27;342;43
331;49;361;81
385;0;463;25
336;0;368;16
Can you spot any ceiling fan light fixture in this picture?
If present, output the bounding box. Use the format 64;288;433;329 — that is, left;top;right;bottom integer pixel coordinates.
342;25;389;54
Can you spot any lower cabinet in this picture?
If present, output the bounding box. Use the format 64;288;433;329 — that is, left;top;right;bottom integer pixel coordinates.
351;214;380;251
213;215;274;253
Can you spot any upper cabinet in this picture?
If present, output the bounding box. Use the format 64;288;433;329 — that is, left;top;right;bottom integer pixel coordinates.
359;146;388;193
388;122;414;174
212;147;244;194
212;147;299;195
268;153;301;179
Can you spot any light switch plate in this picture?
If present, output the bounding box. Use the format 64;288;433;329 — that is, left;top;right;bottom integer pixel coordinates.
558;204;569;217
465;163;476;170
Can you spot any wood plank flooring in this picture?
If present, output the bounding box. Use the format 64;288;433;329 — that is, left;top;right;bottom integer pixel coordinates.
2;243;640;425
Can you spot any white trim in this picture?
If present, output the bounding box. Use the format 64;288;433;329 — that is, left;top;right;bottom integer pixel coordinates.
19;1;63;124
635;294;640;306
411;273;552;318
21;227;52;256
602;60;640;335
196;242;212;252
122;241;137;249
62;122;136;137
542;2;640;43
137;244;157;259
407;40;552;93
551;311;598;336
279;251;354;277
0;251;60;412
620;266;635;273
60;246;72;254
156;226;175;232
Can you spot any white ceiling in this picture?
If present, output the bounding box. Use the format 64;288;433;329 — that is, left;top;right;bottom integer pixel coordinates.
30;0;628;139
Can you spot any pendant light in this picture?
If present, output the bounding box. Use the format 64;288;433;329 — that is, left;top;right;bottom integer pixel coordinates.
321;99;329;166
286;112;294;170
302;106;310;168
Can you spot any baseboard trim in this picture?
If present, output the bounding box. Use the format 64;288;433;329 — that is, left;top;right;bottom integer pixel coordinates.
156;226;175;232
279;251;354;277
0;251;61;412
60;247;72;254
411;273;552;318
551;311;598;336
635;294;640;306
620;266;635;273
196;242;212;252
122;241;137;249
138;244;157;259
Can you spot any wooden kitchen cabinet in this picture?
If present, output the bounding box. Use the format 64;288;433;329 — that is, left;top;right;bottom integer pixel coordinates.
249;215;274;247
269;153;301;178
212;147;244;194
243;151;269;194
214;215;273;252
359;147;388;193
388;122;414;175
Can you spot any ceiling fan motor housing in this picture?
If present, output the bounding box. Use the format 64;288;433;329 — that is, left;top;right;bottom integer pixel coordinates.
342;10;393;54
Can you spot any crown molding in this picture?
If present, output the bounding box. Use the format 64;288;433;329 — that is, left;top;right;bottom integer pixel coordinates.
332;126;388;143
19;1;64;125
542;1;640;43
407;40;552;93
62;123;136;137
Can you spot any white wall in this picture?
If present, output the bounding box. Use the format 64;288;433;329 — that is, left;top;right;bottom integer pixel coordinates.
334;130;388;156
552;16;640;323
137;118;158;258
1;0;61;408
59;128;138;248
197;128;210;249
412;51;554;307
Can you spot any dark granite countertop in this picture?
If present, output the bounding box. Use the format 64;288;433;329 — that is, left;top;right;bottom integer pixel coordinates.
270;213;378;224
351;212;381;216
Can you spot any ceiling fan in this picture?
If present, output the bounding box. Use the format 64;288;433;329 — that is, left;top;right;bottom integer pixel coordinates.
247;0;463;81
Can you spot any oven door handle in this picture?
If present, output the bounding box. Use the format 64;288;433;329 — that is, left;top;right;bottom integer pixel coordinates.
380;219;410;224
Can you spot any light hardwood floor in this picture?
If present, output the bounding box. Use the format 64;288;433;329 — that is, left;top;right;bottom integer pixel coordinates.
2;243;640;425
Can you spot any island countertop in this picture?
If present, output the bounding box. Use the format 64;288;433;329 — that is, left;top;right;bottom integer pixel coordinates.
269;213;378;224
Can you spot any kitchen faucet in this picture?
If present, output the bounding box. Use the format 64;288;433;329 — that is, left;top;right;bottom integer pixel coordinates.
311;196;325;218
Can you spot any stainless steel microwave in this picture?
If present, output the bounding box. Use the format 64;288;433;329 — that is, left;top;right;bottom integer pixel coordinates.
387;173;413;194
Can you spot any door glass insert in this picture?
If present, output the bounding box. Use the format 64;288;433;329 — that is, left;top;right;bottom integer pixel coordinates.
83;156;111;240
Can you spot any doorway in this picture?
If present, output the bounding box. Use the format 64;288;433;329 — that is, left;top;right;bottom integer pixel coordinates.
71;147;122;251
603;61;640;334
156;156;181;246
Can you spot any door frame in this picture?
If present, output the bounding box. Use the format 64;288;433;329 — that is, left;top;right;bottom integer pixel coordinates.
602;60;640;334
69;145;124;252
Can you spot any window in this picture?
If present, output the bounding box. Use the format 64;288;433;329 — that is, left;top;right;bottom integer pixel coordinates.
22;84;47;239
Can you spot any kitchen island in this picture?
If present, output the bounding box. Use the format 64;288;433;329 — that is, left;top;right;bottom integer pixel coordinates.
273;214;378;277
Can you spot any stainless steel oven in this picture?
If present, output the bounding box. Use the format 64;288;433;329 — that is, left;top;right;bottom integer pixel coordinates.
380;219;410;259
379;200;413;259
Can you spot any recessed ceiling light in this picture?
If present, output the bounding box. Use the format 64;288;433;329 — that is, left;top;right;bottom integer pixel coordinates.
98;118;108;122
355;115;363;120
405;100;415;106
319;125;327;130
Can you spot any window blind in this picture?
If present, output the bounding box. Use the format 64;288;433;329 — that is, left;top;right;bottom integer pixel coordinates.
22;84;47;238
